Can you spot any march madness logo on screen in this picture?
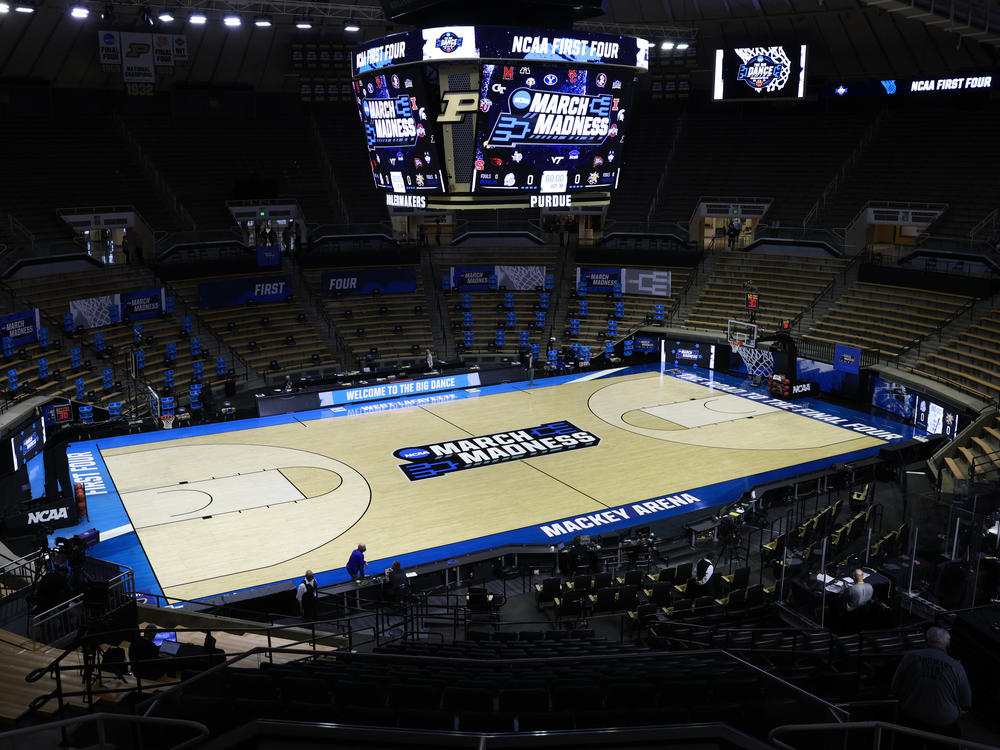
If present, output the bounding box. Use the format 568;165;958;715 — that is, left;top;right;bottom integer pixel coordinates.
394;421;600;481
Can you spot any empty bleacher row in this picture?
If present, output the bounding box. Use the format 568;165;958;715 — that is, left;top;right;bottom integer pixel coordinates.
804;282;974;357
435;248;560;357
305;265;435;366
149;640;834;737
0;115;182;247
567;266;691;355
127;109;338;231
686;252;848;335
912;306;1000;402
167;274;336;377
650;100;876;227
2;267;172;408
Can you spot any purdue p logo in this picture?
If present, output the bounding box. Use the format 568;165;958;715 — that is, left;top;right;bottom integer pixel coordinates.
438;91;479;123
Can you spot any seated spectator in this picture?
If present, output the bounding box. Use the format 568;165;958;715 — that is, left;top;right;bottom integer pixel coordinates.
129;625;163;680
841;569;873;613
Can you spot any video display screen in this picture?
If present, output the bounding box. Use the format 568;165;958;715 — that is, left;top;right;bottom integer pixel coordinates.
713;45;807;101
11;417;46;472
472;63;632;193
914;397;960;439
353;69;445;193
872;377;915;421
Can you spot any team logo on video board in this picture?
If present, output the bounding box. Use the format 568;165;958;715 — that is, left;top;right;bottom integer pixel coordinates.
394;421;601;481
435;31;463;54
735;47;791;93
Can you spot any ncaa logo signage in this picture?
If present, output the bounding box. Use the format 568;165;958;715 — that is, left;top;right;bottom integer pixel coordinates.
738;54;785;90
435;31;463;53
511;89;532;109
395;421;600;481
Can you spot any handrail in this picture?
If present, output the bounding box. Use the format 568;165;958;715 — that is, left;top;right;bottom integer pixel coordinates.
969;207;998;244
790;250;866;330
308;114;351;224
0;712;209;750
646;108;688;226
803;107;886;228
896;293;979;360
769;720;1000;750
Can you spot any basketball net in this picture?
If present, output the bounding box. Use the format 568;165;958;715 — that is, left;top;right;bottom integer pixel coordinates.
160;414;175;430
730;341;775;379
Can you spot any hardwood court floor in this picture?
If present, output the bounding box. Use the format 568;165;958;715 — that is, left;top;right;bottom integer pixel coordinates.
99;370;888;601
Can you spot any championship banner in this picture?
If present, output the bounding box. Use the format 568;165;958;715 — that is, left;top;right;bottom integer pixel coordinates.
153;34;173;68
0;309;41;346
322;268;417;297
495;266;546;291
121;32;155;83
123;288;165;321
98;30;122;67
622;268;671;297
69;294;121;329
172;35;189;63
257;245;281;267
197;276;291;309
451;266;496;291
577;267;621;292
834;344;862;375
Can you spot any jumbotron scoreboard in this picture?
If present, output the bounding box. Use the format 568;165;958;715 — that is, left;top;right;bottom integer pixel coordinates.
351;26;649;211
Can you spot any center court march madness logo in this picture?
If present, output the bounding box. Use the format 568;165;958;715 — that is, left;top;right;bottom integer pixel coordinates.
394;421;600;481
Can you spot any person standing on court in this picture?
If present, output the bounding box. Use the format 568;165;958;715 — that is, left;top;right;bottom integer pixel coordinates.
890;626;971;746
296;570;318;620
346;544;368;581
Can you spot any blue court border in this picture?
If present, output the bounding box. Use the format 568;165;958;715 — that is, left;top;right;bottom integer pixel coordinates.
56;364;923;603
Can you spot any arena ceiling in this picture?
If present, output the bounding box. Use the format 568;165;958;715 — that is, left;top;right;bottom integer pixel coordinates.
0;0;994;88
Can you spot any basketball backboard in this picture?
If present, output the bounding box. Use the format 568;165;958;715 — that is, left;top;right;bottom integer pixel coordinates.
727;319;758;347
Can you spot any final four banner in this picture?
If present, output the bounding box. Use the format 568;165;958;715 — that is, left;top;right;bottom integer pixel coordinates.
0;309;41;346
451;266;495;291
577;267;621;292
197;276;292;309
322;268;417;297
123;288;166;321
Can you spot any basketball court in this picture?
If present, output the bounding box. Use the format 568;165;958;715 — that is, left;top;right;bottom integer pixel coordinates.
57;364;922;603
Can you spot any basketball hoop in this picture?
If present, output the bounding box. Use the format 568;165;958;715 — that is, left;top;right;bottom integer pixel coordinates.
160;414;175;430
729;341;775;380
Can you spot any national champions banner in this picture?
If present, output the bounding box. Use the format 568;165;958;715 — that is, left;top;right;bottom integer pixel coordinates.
322;268;417;297
0;309;41;346
120;32;155;83
577;267;621;292
123;288;166;321
70;294;121;329
197;276;292;309
451;266;495;291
